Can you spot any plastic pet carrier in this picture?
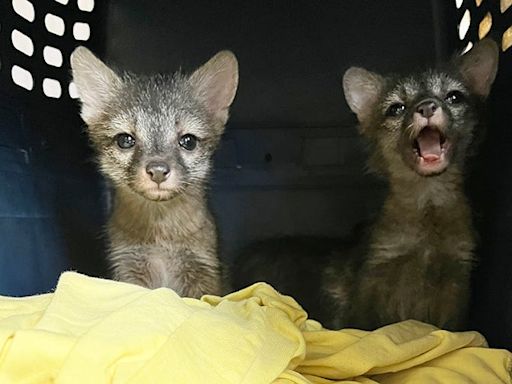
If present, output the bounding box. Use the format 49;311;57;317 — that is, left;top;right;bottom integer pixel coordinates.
0;0;510;349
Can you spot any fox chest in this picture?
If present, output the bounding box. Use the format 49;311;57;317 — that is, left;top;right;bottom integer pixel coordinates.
369;236;473;326
373;210;474;262
110;241;212;287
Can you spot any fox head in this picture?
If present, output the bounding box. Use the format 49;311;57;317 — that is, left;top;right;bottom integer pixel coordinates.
71;47;238;201
343;39;498;178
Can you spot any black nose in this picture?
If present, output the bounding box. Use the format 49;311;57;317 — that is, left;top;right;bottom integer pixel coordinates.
416;100;439;118
146;161;170;184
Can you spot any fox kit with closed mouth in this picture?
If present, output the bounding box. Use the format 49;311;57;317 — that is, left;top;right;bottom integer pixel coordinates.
342;39;499;329
71;47;238;297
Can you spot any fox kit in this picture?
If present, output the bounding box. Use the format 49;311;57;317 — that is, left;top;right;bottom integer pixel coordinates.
233;40;498;329
71;47;238;297
340;38;499;329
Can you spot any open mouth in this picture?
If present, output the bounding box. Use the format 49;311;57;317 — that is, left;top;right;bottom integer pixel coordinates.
411;126;450;175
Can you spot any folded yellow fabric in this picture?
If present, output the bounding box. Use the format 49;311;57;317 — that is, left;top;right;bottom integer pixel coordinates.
0;272;509;384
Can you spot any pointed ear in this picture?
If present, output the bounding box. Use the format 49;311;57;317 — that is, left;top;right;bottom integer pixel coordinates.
189;50;239;125
457;38;499;98
342;67;384;122
70;46;122;124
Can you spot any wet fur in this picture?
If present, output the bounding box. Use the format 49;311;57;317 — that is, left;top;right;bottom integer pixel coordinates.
71;48;238;297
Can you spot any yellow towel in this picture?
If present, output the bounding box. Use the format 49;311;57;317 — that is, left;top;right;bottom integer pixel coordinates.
0;272;509;383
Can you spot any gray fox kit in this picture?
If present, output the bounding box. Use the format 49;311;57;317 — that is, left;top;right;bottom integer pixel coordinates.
71;47;238;297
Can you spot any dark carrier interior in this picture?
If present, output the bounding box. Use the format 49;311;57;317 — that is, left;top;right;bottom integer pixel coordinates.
0;0;511;349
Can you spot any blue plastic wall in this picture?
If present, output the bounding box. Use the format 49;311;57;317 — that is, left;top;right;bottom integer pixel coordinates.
0;93;107;295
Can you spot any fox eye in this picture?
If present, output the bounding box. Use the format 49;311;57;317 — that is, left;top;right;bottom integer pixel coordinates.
115;133;136;149
179;134;198;151
385;103;406;117
445;90;465;104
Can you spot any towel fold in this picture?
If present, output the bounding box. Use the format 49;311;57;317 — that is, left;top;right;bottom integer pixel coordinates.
0;272;510;383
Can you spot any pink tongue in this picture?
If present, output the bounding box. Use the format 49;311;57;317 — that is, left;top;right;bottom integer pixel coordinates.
417;128;441;162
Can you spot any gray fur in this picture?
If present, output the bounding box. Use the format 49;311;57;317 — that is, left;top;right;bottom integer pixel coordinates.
343;39;498;329
71;47;238;297
232;39;498;329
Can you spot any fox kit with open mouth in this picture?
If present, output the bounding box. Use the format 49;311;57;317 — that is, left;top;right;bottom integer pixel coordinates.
71;47;238;297
342;39;499;329
232;40;498;330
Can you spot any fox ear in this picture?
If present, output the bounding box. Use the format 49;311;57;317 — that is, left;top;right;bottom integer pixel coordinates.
70;46;122;124
457;38;499;98
343;67;384;123
189;50;239;125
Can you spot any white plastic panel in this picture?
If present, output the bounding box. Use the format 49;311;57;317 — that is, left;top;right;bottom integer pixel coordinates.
73;22;90;41
11;65;34;90
45;13;65;36
43;46;63;67
11;30;34;56
12;0;35;22
42;78;62;98
77;0;94;12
